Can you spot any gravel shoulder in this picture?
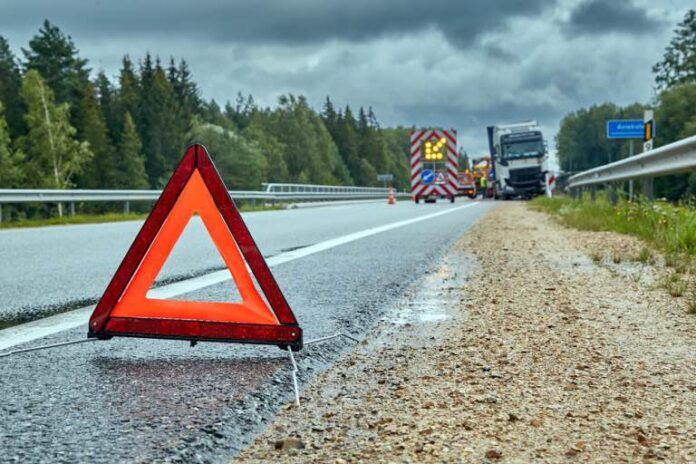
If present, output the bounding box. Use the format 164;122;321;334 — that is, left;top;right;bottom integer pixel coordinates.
235;202;696;463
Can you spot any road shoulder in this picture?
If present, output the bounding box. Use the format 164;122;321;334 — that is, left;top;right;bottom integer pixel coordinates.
235;202;696;463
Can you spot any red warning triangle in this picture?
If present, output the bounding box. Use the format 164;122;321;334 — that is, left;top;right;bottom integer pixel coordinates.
88;144;302;350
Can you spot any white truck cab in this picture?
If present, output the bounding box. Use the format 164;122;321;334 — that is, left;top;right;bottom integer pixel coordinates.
486;121;548;199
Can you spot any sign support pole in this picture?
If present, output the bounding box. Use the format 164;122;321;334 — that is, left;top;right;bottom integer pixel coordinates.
629;139;634;201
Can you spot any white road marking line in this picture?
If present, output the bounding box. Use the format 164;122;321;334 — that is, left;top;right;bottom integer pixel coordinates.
0;202;481;351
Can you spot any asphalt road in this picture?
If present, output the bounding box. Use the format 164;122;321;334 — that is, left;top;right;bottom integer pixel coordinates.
0;200;492;463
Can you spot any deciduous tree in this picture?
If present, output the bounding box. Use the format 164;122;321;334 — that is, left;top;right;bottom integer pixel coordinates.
19;70;92;213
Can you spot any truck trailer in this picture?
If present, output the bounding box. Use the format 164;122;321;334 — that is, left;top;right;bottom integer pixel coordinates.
486;121;548;199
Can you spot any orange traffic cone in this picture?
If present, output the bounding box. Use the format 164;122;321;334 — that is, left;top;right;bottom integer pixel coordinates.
388;187;396;205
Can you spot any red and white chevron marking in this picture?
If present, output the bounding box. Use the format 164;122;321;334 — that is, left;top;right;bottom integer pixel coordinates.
410;128;458;197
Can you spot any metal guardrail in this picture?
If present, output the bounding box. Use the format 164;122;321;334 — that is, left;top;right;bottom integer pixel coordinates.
0;183;409;223
567;135;696;194
263;183;389;194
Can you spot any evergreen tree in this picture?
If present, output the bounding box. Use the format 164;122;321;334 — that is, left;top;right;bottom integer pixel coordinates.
19;70;92;214
334;106;362;184
356;106;383;184
76;82;117;188
138;54;180;186
22;20;90;129
174;59;201;117
201;99;233;129
114;112;148;188
321;96;338;136
653;9;696;90
0;102;24;187
116;56;140;134
226;92;256;129
0;36;25;139
95;71;118;143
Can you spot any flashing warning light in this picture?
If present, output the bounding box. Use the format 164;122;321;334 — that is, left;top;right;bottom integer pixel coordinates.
421;134;450;163
88;144;303;350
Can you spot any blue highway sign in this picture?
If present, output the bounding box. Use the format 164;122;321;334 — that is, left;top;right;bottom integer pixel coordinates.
607;119;644;139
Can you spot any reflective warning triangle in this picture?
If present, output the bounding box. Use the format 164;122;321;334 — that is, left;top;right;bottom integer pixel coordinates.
88;144;302;350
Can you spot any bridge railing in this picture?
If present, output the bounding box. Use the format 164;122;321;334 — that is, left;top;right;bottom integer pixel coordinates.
0;183;409;223
567;134;696;199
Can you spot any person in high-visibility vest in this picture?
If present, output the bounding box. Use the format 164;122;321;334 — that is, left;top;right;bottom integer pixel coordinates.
480;176;488;197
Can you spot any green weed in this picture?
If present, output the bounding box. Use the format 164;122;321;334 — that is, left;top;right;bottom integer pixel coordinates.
636;247;654;264
661;273;687;297
532;195;696;259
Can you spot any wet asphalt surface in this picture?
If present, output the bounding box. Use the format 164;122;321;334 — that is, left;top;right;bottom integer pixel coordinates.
0;200;492;463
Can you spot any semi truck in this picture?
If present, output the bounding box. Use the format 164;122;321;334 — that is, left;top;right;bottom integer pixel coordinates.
486;121;548;199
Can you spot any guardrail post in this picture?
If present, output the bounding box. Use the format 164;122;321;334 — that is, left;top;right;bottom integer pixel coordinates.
124;201;130;214
642;178;654;200
609;185;618;206
590;185;596;202
69;202;76;217
0;203;3;224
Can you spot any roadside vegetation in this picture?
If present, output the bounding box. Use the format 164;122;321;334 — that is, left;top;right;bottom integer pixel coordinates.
555;10;696;201
533;194;696;313
533;195;696;257
0;21;411;225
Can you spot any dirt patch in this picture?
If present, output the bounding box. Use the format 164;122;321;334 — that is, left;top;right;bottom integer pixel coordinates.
235;203;696;463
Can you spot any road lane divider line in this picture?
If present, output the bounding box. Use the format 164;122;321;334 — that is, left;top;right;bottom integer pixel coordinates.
0;202;482;351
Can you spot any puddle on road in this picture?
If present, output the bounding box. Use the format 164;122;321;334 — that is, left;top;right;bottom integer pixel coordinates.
381;252;476;332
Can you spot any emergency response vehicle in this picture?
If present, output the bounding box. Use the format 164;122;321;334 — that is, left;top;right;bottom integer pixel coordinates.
410;128;458;203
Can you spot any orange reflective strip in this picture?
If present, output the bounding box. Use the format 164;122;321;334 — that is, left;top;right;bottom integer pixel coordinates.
111;169;278;325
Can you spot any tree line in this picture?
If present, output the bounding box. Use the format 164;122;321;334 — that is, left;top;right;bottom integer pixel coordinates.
0;21;411;210
556;9;696;200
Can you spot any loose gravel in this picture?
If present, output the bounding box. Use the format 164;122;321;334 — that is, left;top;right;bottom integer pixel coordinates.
235;202;696;463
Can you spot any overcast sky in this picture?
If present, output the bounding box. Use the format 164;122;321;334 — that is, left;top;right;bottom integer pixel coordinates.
0;0;692;155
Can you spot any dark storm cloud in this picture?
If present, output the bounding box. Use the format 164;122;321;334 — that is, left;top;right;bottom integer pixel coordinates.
564;0;663;37
1;0;554;48
397;99;558;131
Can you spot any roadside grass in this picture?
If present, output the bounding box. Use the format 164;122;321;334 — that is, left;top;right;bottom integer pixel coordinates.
532;194;696;258
533;194;696;313
0;203;285;229
0;212;149;229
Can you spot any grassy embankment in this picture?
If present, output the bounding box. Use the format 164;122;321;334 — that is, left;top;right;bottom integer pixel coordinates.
532;194;696;313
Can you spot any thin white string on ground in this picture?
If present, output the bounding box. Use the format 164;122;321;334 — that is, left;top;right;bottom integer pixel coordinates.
304;332;359;345
0;338;97;358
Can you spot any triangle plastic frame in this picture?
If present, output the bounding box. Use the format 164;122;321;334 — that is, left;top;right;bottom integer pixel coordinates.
88;144;302;351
